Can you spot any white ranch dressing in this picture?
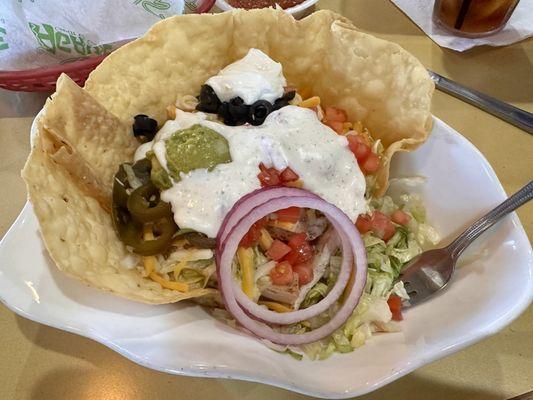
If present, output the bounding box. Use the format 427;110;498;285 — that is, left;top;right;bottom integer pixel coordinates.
205;48;286;105
136;106;366;238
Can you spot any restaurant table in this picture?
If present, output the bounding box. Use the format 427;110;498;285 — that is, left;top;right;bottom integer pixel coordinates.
0;1;532;399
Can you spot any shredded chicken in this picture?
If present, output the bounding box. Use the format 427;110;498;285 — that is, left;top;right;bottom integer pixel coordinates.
259;227;340;309
293;228;339;309
261;273;299;305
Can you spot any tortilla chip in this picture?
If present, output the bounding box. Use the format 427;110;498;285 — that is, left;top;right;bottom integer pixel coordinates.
23;9;433;304
41;74;139;210
85;9;433;196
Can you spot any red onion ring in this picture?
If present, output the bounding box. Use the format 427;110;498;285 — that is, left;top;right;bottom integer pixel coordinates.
216;189;367;345
217;186;316;251
231;218;352;325
217;186;351;324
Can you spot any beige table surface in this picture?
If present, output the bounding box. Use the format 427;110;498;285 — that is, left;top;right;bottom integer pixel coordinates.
1;1;532;399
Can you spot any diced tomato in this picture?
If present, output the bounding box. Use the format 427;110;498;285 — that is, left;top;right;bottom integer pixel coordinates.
259;162;268;173
293;262;314;286
356;211;396;242
255;217;268;229
346;134;380;174
347;135;371;162
258;163;283;187
280;167;299;182
287;233;307;250
258;164;302;188
240;224;261;248
391;210;411;226
270;261;294;286
325;120;345;134
282;250;299;265
283;240;314;265
355;214;373;234
275;207;301;223
324;107;348;122
266;240;292;261
258;168;281;187
347;133;365;149
360;152;380;174
239;217;268;248
370;211;396;241
297;241;314;263
387;295;403;321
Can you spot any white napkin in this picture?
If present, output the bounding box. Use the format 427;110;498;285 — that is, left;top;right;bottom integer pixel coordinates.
390;0;533;52
0;0;186;70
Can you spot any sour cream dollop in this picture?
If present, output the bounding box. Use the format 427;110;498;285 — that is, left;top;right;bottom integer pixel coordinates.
205;48;286;105
136;107;366;238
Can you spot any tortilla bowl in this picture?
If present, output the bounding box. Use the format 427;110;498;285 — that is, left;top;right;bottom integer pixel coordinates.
22;8;433;304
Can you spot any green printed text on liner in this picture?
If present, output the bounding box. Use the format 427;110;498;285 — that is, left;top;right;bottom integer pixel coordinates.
28;22;112;56
133;0;171;19
0;27;8;51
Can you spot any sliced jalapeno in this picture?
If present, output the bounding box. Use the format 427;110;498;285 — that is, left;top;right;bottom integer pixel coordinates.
113;164;130;208
112;161;177;255
132;158;152;185
127;183;172;223
113;209;176;256
130;217;177;256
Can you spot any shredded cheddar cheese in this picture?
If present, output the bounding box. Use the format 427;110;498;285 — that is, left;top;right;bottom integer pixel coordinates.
143;224;188;292
268;220;297;231
342;122;353;133
259;228;274;252
166;104;177;120
237;246;255;299
299;96;321;108
173;260;189;279
149;272;189;292
142;256;157;276
258;300;292;313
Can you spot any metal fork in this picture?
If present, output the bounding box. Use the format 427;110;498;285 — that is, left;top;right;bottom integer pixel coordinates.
401;181;533;308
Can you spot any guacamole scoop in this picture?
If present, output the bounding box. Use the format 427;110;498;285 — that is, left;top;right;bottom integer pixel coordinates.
163;124;231;184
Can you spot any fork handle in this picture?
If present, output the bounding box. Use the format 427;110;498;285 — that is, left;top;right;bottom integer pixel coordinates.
448;181;533;258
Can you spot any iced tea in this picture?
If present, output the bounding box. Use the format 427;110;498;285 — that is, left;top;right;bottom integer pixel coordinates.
433;0;520;36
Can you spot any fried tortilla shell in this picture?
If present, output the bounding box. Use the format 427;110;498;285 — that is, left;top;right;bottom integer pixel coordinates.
85;9;433;195
22;79;216;304
23;9;433;303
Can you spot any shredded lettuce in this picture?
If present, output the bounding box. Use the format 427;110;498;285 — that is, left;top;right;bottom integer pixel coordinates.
390;281;409;299
332;329;353;353
211;193;436;360
275;348;304;360
300;341;324;360
300;294;394;360
398;194;426;222
178;268;205;283
295;194;437;360
301;282;328;308
417;223;440;246
252;245;268;266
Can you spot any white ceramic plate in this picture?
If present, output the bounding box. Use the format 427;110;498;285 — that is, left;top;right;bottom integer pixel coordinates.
0;117;531;398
